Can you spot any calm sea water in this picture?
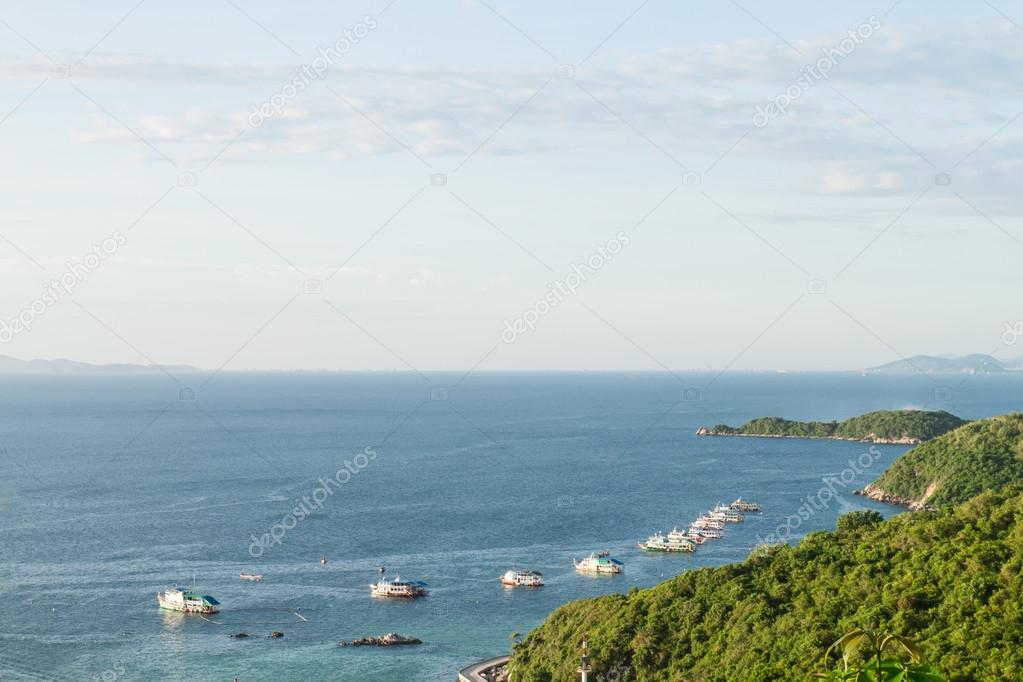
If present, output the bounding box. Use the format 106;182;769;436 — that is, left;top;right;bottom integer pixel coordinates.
1;371;1019;681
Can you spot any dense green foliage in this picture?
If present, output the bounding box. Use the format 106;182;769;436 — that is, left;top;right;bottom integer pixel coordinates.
871;413;1023;507
709;410;966;442
510;487;1023;681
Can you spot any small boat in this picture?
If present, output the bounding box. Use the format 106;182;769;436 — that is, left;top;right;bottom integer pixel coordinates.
157;587;220;614
730;497;762;512
501;570;544;587
239;573;262;582
574;552;624;574
639;531;694;553
369;575;428;598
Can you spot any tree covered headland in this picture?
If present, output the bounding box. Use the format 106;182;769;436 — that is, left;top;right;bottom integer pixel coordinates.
510;414;1023;681
705;410;967;443
868;412;1023;508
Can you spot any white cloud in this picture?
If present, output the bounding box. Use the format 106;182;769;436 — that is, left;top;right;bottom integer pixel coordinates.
4;21;1021;179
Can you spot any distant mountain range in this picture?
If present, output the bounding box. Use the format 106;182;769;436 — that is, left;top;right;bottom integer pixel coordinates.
0;354;200;374
867;353;1023;374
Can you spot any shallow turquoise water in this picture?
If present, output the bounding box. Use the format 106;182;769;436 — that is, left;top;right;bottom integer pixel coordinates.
0;371;1017;681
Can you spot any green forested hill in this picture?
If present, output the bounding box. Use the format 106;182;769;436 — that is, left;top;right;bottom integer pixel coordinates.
704;410;966;443
510;490;1023;681
512;413;1023;681
867;413;1023;508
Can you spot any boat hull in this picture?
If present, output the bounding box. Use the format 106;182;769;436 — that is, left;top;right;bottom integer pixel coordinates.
639;544;694;553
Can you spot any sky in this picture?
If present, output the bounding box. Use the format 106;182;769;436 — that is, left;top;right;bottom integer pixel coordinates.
1;0;1022;372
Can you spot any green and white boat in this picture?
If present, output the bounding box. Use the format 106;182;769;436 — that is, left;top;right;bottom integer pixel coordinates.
574;552;624;574
639;530;695;553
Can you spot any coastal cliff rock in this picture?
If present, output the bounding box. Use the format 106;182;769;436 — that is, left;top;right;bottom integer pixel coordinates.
853;483;935;511
339;632;422;647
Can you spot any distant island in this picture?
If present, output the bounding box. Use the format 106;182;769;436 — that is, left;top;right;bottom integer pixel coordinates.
696;409;967;444
866;353;1023;374
0;354;200;375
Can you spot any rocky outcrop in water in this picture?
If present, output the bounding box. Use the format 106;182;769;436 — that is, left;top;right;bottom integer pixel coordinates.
339;632;422;647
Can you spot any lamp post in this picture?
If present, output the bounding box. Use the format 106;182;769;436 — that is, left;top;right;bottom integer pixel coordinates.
578;634;591;682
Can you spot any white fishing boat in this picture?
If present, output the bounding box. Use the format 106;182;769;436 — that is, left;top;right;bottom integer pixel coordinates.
501;570;544;587
239;573;262;582
730;497;762;512
157;586;220;614
369;575;428;598
574;552;624;574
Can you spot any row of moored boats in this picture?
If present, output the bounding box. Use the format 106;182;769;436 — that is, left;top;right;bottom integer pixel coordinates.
156;497;762;612
638;497;762;554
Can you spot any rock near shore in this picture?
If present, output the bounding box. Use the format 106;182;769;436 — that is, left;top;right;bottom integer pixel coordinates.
481;663;510;682
339;632;422;647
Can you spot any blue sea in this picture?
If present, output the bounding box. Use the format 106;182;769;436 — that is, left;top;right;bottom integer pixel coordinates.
1;371;1018;681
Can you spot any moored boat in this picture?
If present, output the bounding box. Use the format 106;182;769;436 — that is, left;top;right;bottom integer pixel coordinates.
709;509;744;523
668;526;703;545
730;497;762;512
690;526;724;539
157;587;220;614
676;529;706;544
501;570;544;587
369;575;428;598
574;552;624;574
692;516;725;530
639;531;695;553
